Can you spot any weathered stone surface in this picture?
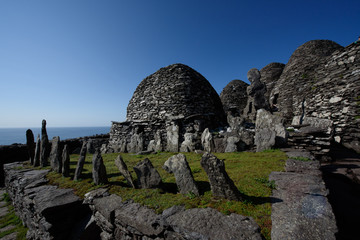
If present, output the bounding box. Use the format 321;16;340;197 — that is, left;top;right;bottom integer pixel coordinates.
4;163;92;240
247;68;270;112
260;62;285;105
285;159;321;176
40;119;50;167
180;132;197;152
225;135;240;152
114;155;135;188
26;129;35;164
164;206;263;240
201;128;213;152
166;122;179;152
33;134;41;167
49;136;62;173
255;109;288;150
220;79;249;117
200;153;242;200
87;139;96;154
127;131;144;153
61;144;70;177
270;158;337;240
133;158;162;189
163;153;199;196
92;150;108;185
254;128;276;152
74;141;87;181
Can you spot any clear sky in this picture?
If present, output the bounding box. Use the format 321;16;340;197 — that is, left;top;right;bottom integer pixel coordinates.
1;0;359;127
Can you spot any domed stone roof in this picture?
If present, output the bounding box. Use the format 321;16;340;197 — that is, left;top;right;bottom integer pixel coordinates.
126;63;226;126
220;80;249;116
260;62;285;102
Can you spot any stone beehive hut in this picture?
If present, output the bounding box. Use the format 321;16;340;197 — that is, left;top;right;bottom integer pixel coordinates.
260;62;285;104
108;63;226;153
220;79;249;117
127;63;226;124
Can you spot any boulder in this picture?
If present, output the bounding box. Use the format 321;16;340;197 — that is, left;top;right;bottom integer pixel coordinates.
133;158;162;189
201;128;214;152
49;136;62;173
180;132;197;152
62;144;70;177
114;155;135;188
74;141;87;181
163;154;199;196
33;134;41;167
200;153;242;201
92;150;108;185
254;128;276;152
225;136;240;152
26;129;35;164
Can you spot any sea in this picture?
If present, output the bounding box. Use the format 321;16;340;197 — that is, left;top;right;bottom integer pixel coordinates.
0;127;110;146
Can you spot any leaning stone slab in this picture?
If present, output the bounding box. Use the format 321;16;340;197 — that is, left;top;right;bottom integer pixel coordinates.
200;153;242;201
114;155;136;188
92;150;108;185
163;153;199;196
133;158;162;189
74;141;87;181
269;171;337;240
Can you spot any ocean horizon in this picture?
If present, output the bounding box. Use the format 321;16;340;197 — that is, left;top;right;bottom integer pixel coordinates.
0;126;110;146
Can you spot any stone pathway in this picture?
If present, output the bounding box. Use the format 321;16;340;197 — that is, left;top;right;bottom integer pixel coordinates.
0;189;17;240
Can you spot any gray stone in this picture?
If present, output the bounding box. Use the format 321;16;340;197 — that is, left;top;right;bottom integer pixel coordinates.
74;141;87;181
114;155;135;188
92;150;108;185
269;171;337;240
49;136;62;173
254;128;276;152
180;132;196;152
163;153;199;196
26;129;35;164
87;139;96;154
163;207;263;240
127;132;143;153
166;122;179;152
40;119;50;167
225;136;240;152
200;153;242;201
285;159;321;176
62;144;70;177
33;134;41;167
247;68;270;112
201;128;214;152
133;158;162;189
220;79;249;117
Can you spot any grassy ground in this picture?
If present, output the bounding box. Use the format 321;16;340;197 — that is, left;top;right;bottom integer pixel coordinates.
0;193;27;240
45;150;286;239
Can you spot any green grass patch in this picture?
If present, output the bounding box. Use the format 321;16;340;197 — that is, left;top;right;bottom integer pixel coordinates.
0;193;28;240
45;150;287;240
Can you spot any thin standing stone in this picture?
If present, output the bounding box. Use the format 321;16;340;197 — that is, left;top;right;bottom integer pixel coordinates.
74;141;87;181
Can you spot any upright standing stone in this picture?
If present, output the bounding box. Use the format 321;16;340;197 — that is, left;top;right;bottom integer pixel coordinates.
40;119;50;167
200;153;242;201
115;155;136;188
26;129;35;164
92;150;108;185
34;134;41;167
74;141;87;181
50;136;62;173
62;144;70;177
133;158;162;189
166;122;179;152
163;154;199;196
201;128;214;152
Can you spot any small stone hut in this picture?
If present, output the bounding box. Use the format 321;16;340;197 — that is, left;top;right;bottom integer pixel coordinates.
108;63;226;153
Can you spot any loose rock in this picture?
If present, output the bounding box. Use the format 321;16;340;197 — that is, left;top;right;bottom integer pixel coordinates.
133;158;162;189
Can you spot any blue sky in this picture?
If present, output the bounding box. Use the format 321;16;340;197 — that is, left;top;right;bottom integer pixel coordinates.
1;0;359;127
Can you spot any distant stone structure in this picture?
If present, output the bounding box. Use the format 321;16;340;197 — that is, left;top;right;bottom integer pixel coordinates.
108;63;226;153
220;79;249;117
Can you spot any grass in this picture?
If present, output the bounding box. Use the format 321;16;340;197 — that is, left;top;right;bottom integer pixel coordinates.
44;150;287;239
0;193;28;240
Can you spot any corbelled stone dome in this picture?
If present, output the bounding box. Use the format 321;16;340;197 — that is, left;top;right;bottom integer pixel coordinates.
126;63;226;126
220;80;249;116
